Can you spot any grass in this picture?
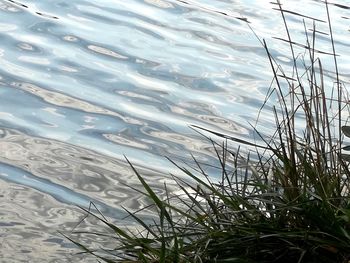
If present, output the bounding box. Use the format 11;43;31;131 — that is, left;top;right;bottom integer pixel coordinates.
63;1;350;262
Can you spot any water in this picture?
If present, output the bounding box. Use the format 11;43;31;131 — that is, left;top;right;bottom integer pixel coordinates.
0;0;350;261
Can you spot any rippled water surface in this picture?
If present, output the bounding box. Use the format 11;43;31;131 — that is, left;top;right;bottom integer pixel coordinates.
1;0;350;261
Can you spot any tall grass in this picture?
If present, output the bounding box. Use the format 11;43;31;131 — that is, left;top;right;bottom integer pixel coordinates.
63;1;350;262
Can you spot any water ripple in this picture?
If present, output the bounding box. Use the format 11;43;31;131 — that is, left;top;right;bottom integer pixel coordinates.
1;0;350;261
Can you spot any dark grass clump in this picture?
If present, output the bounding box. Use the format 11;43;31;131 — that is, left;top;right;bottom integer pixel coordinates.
63;1;350;262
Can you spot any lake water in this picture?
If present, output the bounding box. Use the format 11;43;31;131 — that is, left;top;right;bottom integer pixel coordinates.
1;0;350;261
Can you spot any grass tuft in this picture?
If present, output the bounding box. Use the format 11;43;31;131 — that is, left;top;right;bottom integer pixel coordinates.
63;1;350;262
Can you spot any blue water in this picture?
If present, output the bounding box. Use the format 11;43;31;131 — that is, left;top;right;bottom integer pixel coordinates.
0;0;350;261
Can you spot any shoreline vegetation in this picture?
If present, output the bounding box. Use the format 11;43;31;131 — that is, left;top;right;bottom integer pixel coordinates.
63;1;350;262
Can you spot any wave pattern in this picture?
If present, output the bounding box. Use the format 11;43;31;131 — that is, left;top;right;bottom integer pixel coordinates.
0;0;349;261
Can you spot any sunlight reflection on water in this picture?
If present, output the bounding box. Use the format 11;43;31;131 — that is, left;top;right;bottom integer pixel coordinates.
0;0;350;261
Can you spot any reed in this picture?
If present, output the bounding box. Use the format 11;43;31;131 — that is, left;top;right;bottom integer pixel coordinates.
63;1;350;262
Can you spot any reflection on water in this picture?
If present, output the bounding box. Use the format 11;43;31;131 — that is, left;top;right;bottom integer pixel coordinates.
0;128;173;212
0;0;350;261
0;127;173;262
